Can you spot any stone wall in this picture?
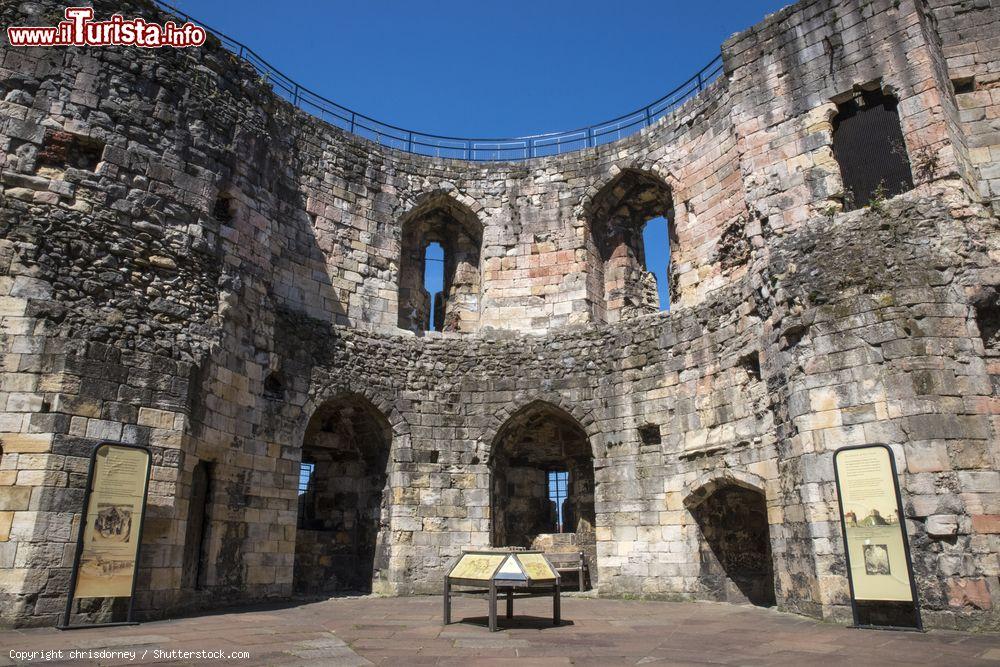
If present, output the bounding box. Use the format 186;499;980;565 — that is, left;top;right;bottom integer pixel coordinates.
0;0;997;631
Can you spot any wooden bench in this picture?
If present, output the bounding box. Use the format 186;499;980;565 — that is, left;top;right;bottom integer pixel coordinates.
545;551;587;591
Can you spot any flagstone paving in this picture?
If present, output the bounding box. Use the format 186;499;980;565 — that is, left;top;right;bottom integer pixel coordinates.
1;595;998;666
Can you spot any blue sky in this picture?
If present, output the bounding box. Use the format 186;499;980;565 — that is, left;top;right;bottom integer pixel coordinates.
169;0;790;308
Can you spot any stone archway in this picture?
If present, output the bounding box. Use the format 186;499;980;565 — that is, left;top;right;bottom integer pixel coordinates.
686;478;775;607
293;394;392;595
488;401;597;586
584;168;676;322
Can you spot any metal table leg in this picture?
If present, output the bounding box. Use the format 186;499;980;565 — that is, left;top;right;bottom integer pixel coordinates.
443;578;451;625
553;581;561;626
488;580;498;632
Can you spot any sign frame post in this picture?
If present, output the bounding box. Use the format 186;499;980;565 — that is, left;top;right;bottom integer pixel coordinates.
58;441;152;630
833;443;923;632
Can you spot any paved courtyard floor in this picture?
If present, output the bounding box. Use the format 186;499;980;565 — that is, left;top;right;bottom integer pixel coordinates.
1;595;999;666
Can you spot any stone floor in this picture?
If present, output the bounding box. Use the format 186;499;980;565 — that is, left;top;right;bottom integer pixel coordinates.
2;596;999;666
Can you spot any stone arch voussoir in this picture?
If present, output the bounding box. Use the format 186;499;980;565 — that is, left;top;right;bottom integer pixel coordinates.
683;469;769;510
396;185;484;223
477;394;603;464
299;382;412;458
574;158;681;222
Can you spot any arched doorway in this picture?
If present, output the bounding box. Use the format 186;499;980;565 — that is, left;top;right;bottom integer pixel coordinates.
489;401;597;585
293;395;391;595
688;481;775;607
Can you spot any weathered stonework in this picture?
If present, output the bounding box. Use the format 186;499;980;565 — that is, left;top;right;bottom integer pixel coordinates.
0;0;998;631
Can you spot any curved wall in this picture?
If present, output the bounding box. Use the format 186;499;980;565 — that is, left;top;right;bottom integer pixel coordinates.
0;0;998;630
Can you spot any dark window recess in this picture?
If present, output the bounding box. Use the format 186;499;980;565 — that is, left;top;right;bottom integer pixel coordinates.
639;424;662;446
975;298;1000;355
832;89;914;210
213;195;234;223
263;372;284;398
547;470;569;532
297;461;316;529
739;352;761;381
182;461;212;590
38;130;103;171
952;77;976;94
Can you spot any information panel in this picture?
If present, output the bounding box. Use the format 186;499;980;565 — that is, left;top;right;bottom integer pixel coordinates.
449;554;505;581
834;445;913;602
73;444;151;599
517;553;558;582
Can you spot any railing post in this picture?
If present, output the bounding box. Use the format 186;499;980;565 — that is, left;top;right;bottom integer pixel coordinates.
238;44;244;59
586;127;593;148
529;138;535;159
293;84;299;106
349;112;356;134
644;107;652;127
697;71;703;91
407;132;413;153
465;141;470;161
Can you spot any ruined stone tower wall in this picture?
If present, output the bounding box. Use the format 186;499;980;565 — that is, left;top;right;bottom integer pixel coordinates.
928;0;1000;212
0;0;997;630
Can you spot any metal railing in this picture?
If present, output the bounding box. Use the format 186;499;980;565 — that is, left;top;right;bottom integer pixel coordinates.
155;1;724;162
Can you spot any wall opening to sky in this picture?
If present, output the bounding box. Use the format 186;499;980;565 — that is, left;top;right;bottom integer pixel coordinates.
424;242;445;331
643;216;671;310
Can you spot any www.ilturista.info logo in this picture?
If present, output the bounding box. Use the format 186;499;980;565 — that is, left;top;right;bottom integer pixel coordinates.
7;7;207;48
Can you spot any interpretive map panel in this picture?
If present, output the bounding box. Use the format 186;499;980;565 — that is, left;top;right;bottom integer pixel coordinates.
450;554;505;581
834;446;913;602
74;444;151;599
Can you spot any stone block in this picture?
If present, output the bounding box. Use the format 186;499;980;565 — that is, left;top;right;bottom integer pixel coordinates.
0;512;12;541
0;433;53;453
972;515;1000;534
904;441;950;473
946;577;994;610
0;487;31;512
958;471;1000;494
926;514;959;538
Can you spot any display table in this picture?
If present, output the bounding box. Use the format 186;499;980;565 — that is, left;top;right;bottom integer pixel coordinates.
443;548;561;632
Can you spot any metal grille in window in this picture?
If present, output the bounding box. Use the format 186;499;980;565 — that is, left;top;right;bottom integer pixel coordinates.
297;461;315;529
548;470;569;533
832;89;914;210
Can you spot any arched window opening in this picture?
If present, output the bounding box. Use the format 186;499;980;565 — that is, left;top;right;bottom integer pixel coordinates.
182;460;212;590
294;395;392;595
642;216;671;311
424;242;446;332
588;170;674;323
688;482;775;607
490;402;596;588
398;195;482;335
832;87;914;210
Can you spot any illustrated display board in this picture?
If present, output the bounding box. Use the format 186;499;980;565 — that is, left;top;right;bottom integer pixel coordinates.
514;553;558;582
60;442;152;630
446;550;558;585
833;444;921;630
449;553;506;581
444;549;561;631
